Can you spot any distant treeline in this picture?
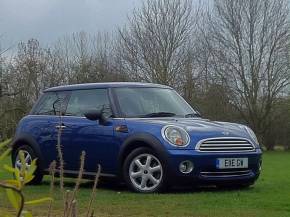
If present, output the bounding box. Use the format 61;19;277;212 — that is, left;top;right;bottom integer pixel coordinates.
0;0;290;150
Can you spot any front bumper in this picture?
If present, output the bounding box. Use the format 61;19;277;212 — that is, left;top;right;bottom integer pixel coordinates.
166;149;262;185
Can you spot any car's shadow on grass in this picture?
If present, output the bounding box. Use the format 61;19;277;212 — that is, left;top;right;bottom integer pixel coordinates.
41;177;253;194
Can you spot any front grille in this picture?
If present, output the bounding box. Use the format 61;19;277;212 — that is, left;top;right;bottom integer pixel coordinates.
197;137;255;152
200;170;252;178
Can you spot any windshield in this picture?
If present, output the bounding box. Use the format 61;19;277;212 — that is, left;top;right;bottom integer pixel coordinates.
114;87;197;118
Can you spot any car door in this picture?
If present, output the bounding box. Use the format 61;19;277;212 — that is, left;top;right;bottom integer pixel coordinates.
60;88;119;174
30;91;70;169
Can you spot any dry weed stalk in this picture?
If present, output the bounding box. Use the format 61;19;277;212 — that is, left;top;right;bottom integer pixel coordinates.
71;200;77;217
56;112;65;193
86;164;101;217
47;160;56;217
63;190;71;217
53;98;101;217
66;151;86;217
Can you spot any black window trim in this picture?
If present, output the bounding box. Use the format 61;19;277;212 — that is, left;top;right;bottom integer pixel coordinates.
108;88;118;118
31;88;121;118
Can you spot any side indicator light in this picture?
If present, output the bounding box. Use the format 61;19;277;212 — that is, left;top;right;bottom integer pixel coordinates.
115;125;128;133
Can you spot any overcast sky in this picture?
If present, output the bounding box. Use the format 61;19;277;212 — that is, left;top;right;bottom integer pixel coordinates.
0;0;140;49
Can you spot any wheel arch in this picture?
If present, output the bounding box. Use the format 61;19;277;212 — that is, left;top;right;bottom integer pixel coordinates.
11;134;45;171
118;133;168;176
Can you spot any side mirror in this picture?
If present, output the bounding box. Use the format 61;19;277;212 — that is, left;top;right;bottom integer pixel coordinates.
84;109;108;125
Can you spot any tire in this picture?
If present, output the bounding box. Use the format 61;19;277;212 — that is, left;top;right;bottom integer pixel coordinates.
123;147;167;193
12;145;43;185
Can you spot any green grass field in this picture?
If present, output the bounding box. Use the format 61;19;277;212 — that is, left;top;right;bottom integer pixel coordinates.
0;152;290;217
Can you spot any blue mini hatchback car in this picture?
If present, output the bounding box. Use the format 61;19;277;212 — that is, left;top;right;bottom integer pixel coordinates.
12;82;262;193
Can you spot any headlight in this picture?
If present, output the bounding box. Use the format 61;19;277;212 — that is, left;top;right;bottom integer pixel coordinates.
244;126;259;145
162;125;190;147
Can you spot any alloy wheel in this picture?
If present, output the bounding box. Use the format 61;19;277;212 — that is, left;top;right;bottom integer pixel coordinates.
14;150;32;170
129;153;163;191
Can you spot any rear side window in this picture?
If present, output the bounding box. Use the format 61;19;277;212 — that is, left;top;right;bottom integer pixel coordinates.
32;92;68;115
65;89;112;117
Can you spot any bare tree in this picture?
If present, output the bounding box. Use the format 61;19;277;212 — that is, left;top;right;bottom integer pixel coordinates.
13;39;50;102
117;0;195;87
0;42;5;98
90;32;123;82
53;36;75;83
204;0;290;148
0;37;12;98
54;31;120;84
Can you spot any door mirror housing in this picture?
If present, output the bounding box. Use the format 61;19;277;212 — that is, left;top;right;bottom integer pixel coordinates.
84;109;108;125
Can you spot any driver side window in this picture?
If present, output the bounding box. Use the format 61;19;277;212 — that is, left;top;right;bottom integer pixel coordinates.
65;89;112;117
33;91;67;115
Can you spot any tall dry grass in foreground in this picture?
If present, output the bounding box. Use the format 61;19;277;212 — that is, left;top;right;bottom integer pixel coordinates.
0;102;102;216
48;104;102;217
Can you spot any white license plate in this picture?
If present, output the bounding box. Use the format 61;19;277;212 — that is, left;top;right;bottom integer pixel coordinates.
216;158;248;169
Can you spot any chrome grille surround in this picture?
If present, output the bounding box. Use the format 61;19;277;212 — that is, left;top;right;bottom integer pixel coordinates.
195;137;255;153
200;170;252;178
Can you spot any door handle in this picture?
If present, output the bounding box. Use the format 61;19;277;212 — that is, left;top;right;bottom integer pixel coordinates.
55;125;67;129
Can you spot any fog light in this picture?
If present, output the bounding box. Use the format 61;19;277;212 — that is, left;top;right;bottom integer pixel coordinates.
259;159;262;172
179;160;194;174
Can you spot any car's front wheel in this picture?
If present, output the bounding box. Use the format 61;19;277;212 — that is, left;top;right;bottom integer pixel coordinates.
123;147;167;193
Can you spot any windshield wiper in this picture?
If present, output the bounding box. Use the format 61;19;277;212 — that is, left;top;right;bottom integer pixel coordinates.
185;113;201;118
140;112;176;118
